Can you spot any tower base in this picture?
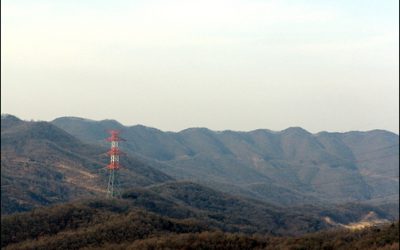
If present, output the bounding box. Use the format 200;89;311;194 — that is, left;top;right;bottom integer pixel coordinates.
106;169;121;198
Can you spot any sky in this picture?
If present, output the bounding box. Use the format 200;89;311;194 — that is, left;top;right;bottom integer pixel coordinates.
1;0;399;133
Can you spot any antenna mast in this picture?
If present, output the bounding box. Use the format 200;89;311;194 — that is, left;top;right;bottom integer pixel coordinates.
106;130;124;198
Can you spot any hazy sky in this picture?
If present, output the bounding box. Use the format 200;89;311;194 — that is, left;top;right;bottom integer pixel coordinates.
2;0;399;133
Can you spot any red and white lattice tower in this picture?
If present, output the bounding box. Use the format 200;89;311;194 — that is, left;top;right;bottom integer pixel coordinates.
106;130;124;198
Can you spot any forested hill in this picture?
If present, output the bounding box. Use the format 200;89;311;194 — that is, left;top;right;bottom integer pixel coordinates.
1;115;173;214
1;192;398;249
1;114;398;249
52;116;399;206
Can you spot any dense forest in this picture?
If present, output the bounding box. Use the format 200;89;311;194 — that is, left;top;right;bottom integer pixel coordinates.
1;198;398;249
93;223;399;250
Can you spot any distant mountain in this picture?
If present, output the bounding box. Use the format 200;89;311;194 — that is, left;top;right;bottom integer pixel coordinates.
2;114;399;249
1;115;173;214
52;117;399;206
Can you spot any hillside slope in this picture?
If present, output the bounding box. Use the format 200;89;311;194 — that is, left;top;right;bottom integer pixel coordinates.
52;117;399;205
2;186;397;250
1;115;173;214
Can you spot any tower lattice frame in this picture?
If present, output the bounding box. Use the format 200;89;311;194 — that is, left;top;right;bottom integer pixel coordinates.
106;130;124;198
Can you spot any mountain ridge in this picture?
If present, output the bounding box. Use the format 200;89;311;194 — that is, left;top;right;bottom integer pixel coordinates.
51;116;399;206
50;116;400;135
2;114;398;215
1;115;174;214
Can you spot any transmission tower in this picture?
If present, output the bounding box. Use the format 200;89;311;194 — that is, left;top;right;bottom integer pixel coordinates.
106;130;124;198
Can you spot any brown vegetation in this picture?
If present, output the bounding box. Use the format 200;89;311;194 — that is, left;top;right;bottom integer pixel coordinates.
1;199;398;250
